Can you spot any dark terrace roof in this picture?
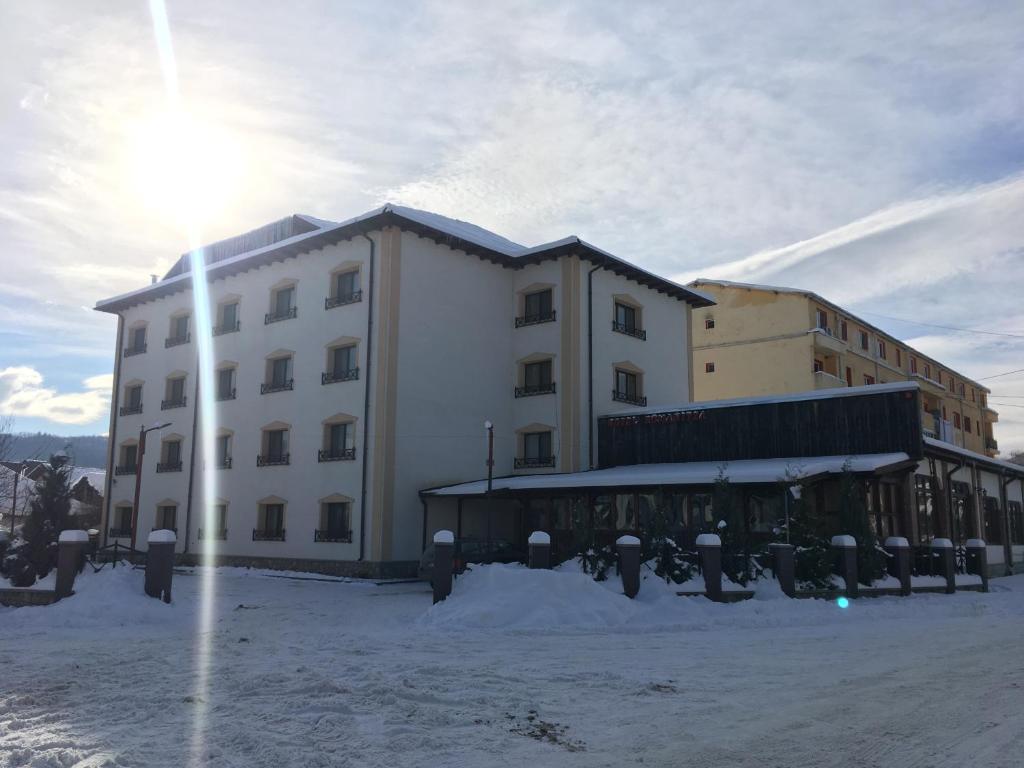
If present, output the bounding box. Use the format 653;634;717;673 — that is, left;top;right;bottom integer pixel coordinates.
95;205;715;313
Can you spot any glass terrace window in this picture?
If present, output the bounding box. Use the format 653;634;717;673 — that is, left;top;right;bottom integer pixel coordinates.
613;369;646;406
214;302;240;335
612;302;645;340
516;289;555;327
199;504;228;540
326;270;361;309
516;359;555;397
323;345;359;384
162;377;187;409
216;434;232;469
120;384;143;416
319;422;356;462
515;431;554;469
266;286;297;324
216;367;236;401
124;326;147;356
166;315;191;347
157;440;183;473
258;429;290;466
254;503;286;541
315;502;352;542
262;357;294;394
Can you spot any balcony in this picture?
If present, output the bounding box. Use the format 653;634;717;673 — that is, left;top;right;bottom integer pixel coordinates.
612;321;646;341
986;437;999;451
216;388;237;402
318;448;356;462
217;457;232;470
123;344;147;358
983;407;999;423
252;528;286;542
198;528;227;541
813;370;847;390
213;321;240;336
108;527;132;538
325;290;362;309
322;368;359;385
155;461;182;473
515;382;557;398
612;389;647;407
261;379;294;395
810;328;845;354
165;334;191;349
314;529;352;543
256;453;290;467
120;403;143;416
514;456;556;469
161;396;187;410
911;373;947;394
114;465;137;476
515;309;556;328
265;306;297;324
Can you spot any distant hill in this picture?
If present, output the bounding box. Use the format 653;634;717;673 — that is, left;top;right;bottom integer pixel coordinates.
2;433;109;469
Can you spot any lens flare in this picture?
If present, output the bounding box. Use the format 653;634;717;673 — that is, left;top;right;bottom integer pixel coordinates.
837;596;850;609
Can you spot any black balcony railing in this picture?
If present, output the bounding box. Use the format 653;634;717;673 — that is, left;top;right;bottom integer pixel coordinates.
161;396;187;410
198;528;228;541
108;527;132;538
165;333;191;348
156;461;183;473
114;465;137;476
322;368;359;385
315;529;352;543
514;309;557;328
612;390;647;407
217;457;232;469
515;382;557;398
261;379;294;395
325;291;362;309
318;448;356;462
612;321;646;340
213;321;240;336
119;403;143;416
256;453;290;467
216;388;237;401
253;528;286;541
514;456;556;469
123;344;147;357
265;306;297;324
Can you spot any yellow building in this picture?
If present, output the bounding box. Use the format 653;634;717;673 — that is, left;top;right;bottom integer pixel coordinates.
688;279;1000;458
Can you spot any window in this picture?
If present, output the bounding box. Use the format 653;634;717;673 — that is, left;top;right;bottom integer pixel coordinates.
705;362;716;373
924;364;931;380
517;359;555;396
327;270;361;309
117;444;138;474
157;439;182;472
815;308;828;331
166;314;190;347
895;348;902;368
1009;502;1024;546
942;405;948;420
216;367;236;400
120;384;143;416
125;326;147;356
983;497;1003;545
840;320;848;341
111;505;133;537
516;431;554;469
845;367;853;387
863;374;875;386
255;503;286;540
200;504;228;540
215;302;239;335
518;289;554;326
316;502;352;542
915;475;934;544
612;302;645;339
258;428;290;466
977;421;981;436
910;357;918;374
613;368;645;405
704;317;715;330
163;376;187;409
859;331;869;351
266;285;297;323
877;340;887;360
813;359;823;373
320;422;355;461
953;412;961;430
216;434;232;469
959;383;965;397
964;416;972;433
156;504;177;532
971;388;976;402
324;345;358;384
869;481;901;540
263;356;294;394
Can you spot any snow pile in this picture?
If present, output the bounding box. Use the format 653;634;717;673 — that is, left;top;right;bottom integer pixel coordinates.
58;529;89;543
148;529;177;543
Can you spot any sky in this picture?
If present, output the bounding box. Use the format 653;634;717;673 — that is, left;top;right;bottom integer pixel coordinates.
0;1;1022;454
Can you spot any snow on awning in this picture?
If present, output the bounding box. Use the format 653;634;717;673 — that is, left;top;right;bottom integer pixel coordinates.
421;453;912;497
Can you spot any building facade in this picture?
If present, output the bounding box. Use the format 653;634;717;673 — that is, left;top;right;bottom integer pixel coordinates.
688;280;1000;458
95;205;712;576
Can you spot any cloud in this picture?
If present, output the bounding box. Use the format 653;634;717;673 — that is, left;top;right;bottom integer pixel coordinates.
0;367;111;426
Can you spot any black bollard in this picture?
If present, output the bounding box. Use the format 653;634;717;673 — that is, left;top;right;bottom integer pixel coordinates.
528;531;551;570
831;535;858;598
432;530;455;604
769;543;796;597
966;539;989;593
931;538;955;594
884;536;912;596
617;535;641;598
55;529;89;599
696;533;723;602
144;529;176;603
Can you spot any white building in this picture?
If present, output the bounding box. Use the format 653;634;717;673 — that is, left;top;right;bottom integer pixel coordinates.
95;205;713;576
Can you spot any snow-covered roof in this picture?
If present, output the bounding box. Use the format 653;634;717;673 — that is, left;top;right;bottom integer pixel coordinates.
923;437;1024;476
96;205;714;313
70;468;105;492
421;452;912;497
605;381;918;419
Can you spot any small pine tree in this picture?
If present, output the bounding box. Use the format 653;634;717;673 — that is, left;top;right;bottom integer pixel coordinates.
571;497;616;580
836;465;886;585
713;469;756;585
21;454;74;579
642;490;697;585
777;483;834;590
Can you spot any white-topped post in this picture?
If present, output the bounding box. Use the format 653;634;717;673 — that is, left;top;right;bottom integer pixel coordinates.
883;536;911;596
831;535;858;598
528;530;551;570
144;529;176;603
616;534;641;599
965;538;989;592
696;533;722;602
930;537;955;594
55;529;90;599
432;529;455;604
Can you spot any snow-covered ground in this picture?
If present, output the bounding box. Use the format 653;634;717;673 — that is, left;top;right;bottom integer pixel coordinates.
2;564;1023;767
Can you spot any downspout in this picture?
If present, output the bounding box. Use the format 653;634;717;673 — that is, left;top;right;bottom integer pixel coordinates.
100;314;125;549
1000;473;1012;575
358;231;376;561
587;263;601;470
181;371;201;556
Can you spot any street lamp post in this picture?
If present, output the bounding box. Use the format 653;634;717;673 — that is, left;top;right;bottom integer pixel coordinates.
129;422;171;550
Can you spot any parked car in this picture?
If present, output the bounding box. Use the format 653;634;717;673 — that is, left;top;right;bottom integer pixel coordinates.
417;538;526;582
